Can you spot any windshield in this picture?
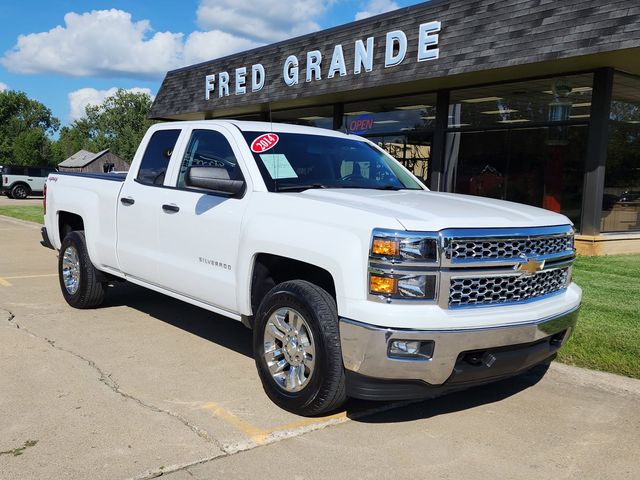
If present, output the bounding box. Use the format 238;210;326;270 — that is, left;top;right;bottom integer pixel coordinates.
242;132;424;192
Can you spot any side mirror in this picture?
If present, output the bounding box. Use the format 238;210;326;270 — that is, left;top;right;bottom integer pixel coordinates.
185;166;245;196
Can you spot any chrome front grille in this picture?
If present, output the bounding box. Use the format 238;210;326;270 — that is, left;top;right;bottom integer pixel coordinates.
368;225;575;308
448;234;573;261
448;267;570;308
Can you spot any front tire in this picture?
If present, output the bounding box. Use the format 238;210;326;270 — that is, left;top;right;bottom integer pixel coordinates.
58;230;105;308
253;280;346;416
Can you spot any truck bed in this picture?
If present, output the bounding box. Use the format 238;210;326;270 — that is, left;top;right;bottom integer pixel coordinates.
45;171;126;272
55;171;127;182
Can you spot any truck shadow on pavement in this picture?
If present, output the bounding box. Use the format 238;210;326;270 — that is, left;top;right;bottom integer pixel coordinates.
350;364;550;424
101;281;549;422
102;282;254;358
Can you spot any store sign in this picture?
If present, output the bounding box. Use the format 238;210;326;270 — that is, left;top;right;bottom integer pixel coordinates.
204;21;441;101
348;114;375;134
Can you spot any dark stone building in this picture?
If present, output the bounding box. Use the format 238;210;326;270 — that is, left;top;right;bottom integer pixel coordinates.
58;149;130;174
150;0;640;254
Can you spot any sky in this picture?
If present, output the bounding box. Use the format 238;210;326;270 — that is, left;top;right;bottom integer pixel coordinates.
0;0;423;127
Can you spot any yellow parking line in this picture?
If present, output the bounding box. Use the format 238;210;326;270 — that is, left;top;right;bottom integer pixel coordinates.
265;410;348;434
3;273;57;280
0;277;12;287
201;402;269;444
201;400;352;446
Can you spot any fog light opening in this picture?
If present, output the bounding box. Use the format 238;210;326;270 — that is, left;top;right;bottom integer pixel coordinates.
388;339;434;360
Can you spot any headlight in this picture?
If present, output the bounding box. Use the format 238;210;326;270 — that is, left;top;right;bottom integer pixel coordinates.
369;272;437;300
368;229;440;302
370;230;438;263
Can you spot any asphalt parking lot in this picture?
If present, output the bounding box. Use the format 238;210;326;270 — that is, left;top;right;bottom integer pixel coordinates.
1;213;640;480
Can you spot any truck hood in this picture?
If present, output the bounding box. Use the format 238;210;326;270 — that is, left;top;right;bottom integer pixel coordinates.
299;189;571;231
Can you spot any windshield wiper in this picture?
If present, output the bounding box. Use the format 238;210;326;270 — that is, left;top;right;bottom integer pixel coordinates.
375;185;403;190
276;183;330;192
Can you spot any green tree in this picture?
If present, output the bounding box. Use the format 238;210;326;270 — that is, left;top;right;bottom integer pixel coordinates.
85;89;155;162
51;119;94;164
0;90;59;166
13;129;52;166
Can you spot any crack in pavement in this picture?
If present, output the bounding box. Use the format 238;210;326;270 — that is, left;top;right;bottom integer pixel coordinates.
2;307;419;480
2;307;412;480
2;308;225;454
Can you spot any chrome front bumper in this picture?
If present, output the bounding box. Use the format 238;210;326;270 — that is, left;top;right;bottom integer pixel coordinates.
340;307;579;386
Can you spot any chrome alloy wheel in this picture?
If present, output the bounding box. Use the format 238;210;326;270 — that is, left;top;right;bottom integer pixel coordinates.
61;246;80;295
263;307;316;392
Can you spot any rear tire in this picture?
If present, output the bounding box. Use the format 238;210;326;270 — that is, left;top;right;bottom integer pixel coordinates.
253;280;346;416
10;184;29;199
58;230;105;308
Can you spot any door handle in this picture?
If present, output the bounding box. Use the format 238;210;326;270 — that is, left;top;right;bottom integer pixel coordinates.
162;203;180;213
120;197;135;206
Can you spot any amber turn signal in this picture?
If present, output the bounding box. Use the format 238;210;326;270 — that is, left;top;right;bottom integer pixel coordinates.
371;238;399;256
370;275;398;294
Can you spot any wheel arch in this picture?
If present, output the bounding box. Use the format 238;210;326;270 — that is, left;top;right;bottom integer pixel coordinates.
248;253;337;322
58;211;85;241
10;181;31;196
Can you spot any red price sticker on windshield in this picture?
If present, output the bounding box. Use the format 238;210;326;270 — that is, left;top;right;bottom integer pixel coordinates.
251;133;279;153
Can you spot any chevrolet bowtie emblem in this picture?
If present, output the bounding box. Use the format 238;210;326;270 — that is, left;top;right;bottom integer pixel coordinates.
516;257;545;275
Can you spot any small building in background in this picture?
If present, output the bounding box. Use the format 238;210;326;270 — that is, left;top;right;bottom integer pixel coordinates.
58;149;129;173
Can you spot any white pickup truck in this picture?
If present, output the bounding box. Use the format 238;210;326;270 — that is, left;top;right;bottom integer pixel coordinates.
41;120;581;415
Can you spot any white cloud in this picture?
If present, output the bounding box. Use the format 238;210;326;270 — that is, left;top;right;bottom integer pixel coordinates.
196;0;334;43
0;82;8;92
2;10;183;79
355;0;400;21
68;87;153;121
182;30;259;65
1;3;340;79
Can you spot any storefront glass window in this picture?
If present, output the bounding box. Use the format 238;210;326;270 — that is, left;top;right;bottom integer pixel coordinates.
270;105;334;129
602;73;640;232
445;75;595;230
343;93;437;183
449;74;594;129
444;125;588;229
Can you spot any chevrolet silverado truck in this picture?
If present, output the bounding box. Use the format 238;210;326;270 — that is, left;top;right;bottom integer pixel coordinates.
41;120;581;415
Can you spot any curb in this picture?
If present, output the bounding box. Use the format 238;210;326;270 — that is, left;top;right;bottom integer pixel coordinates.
551;362;640;396
0;214;42;228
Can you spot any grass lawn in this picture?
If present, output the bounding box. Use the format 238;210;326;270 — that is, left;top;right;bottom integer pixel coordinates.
558;254;640;379
0;205;44;224
0;202;637;378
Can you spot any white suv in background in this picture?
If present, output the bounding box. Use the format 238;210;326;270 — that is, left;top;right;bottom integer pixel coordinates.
1;165;56;199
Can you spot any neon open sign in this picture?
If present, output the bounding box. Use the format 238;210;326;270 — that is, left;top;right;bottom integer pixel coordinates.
348;114;375;135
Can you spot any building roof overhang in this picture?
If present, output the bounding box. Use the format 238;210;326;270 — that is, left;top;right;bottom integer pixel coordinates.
150;0;640;120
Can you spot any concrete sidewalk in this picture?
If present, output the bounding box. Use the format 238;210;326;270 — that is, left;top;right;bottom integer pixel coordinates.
0;195;43;207
1;214;639;480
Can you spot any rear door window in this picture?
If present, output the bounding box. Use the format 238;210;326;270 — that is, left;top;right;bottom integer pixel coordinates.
136;129;181;185
27;167;42;177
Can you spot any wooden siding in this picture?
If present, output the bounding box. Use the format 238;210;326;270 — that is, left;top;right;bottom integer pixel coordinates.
58;152;130;173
